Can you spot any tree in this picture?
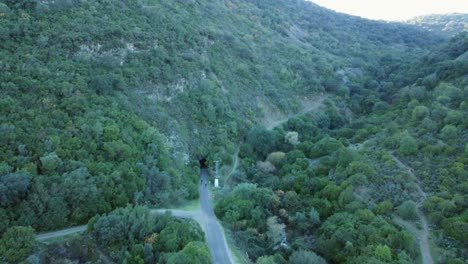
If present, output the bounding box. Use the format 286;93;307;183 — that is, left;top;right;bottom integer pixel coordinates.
444;110;463;126
156;220;205;253
257;254;286;264
257;255;278;264
247;127;276;159
89;74;124;95
93;214;126;247
309;207;321;226
141;164;172;206
0;226;36;262
39;152;62;174
239;143;255;160
167;241;212;264
62;168;100;223
440;125;458;142
103;125;121;142
308;136;343;158
411;105;429;120
317;211;412;262
4;0;36;10
285;132;299;145
267;216;285;249
398;134;418;156
267;152;285;168
0;208;9;234
375;201;393;215
442;216;468;243
0;171;31;206
288;250;327;264
374;245;392;261
397;200;418;220
124;244;145;264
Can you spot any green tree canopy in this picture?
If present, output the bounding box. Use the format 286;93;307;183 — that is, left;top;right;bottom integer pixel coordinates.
0;226;36;262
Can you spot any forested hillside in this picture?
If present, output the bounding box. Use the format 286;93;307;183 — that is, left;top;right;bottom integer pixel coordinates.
406;13;468;37
0;0;466;263
215;32;467;263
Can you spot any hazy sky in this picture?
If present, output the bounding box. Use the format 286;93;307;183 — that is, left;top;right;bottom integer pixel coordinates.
311;0;468;21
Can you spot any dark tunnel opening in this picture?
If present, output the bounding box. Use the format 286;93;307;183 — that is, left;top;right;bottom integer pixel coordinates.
199;158;208;168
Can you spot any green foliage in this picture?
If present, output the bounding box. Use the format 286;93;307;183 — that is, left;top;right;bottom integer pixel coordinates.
440;125;458;142
317;211;414;263
412;105;429;120
267;152;286;168
155;220;204;253
307;136;343;158
42;236;99;263
247;127;279;159
256;255;278;264
396;200;418;221
441;215;468;243
406;13;468;37
266;216;285;248
0;226;36;262
374;245;392;261
398;134;418;156
309;207;321;226
3;0;36;10
256;254;286;264
222;21;467;264
215;183;276;259
375;201;394;215
91;205;208;263
0;171;31;207
288;250;326;264
0;0;466;262
215;183;273;231
167;241;212;264
39;152;63;175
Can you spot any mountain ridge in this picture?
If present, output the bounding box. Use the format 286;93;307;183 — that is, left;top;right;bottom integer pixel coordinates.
405;12;468;37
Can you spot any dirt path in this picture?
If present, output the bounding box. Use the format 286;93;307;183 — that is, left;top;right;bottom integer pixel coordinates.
98;249;115;264
390;152;433;264
36;225;87;241
262;96;325;130
225;148;239;185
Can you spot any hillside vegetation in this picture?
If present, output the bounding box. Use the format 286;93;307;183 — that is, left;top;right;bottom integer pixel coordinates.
406;13;468;37
0;0;466;263
216;33;467;263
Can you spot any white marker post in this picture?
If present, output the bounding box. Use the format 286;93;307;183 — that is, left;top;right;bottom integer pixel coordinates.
214;160;219;188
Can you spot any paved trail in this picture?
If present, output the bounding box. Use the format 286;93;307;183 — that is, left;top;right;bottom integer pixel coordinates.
37;169;234;264
153;169;233;264
390;152;434;264
199;169;233;264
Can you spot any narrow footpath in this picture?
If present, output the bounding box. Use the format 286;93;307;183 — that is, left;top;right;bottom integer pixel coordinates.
225;148;239;185
390;152;434;264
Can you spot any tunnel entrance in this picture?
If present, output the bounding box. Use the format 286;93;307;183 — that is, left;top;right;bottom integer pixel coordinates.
199;158;208;168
